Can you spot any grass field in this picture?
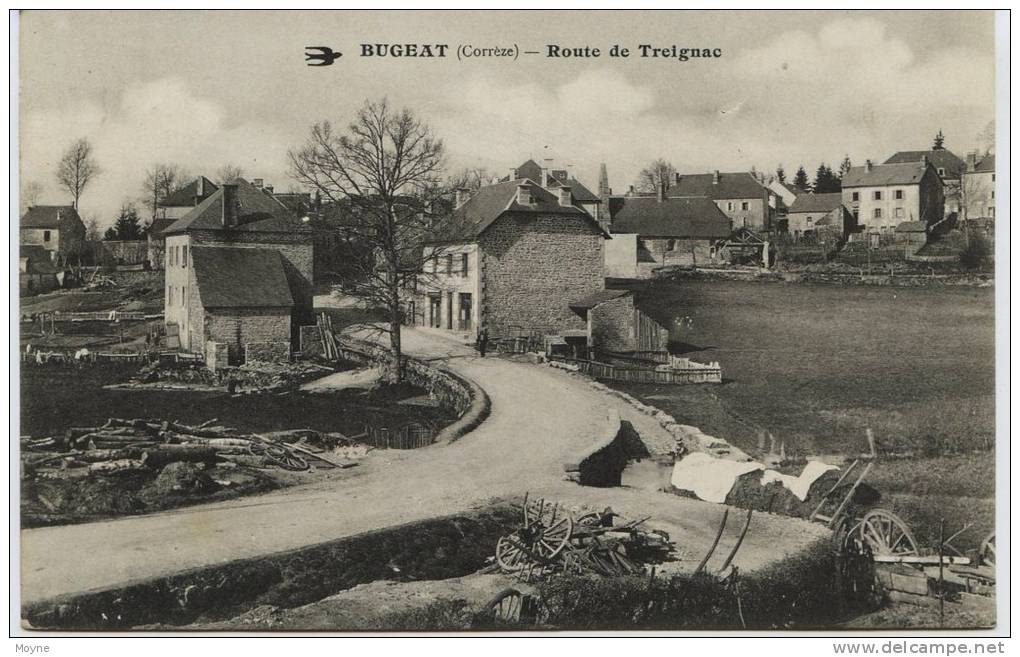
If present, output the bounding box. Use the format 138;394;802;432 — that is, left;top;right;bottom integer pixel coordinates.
610;278;996;458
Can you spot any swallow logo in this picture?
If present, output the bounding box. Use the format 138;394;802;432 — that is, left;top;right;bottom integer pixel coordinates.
305;46;342;66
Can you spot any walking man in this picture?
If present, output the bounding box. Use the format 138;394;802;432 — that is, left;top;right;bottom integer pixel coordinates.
476;327;489;358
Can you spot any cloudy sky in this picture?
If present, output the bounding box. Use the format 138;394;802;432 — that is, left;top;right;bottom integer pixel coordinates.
18;10;997;227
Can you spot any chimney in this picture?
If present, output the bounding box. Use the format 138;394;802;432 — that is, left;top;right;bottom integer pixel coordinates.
920;155;929;168
253;178;264;189
865;159;873;172
541;169;549;187
558;185;572;207
712;170;720;184
657;181;667;202
455;187;471;209
628;185;635;196
966;152;977;172
221;183;239;228
674;172;681;186
509;167;518;180
195;176;204;199
516;183;532;206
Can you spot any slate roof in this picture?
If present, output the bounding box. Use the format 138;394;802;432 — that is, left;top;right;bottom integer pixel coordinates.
884;150;965;179
20;245;59;273
972;155;995;173
788;192;845;214
191;246;294;308
607;196;732;239
564;177;600;202
165;178;310;235
20;205;79;229
147;217;177;238
841;162;933;188
569;289;630;316
273;192;313;213
428;179;605;243
161;176;218;207
672;172;766;200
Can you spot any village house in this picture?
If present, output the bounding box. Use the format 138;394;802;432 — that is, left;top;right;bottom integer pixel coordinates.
603;187;733;278
19;244;62;295
962;153;995;221
885;148;965;216
146;216;176;269
162;178;313;364
156;176;218;220
841;158;944;236
786;192;853;239
416;178;606;339
20;205;87;264
672;171;772;230
893;221;928;257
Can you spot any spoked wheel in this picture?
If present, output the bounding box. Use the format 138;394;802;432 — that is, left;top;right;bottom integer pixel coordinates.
495;536;527;573
979;531;996;567
521;499;573;561
484;588;547;626
249;440;309;471
857;509;919;557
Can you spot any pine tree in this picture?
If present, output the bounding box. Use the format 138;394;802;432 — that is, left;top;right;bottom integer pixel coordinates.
105;203;144;240
838;155;852;178
792;166;810;192
933;130;945;150
775;165;786;183
812;164;841;194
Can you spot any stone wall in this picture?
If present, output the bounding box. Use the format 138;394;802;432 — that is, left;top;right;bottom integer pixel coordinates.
590;294;636;352
641;238;717;268
299;325;324;357
205;307;291;364
245;341;291;364
205;341;229;371
479;213;604;335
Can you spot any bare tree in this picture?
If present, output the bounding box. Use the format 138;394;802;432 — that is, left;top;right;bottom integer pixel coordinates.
977;120;995;156
446;166;493;192
83;214;102;241
56;138;100;209
216;163;245;183
289;98;446;383
142;163;188;220
20;180;44;215
635;158;676;193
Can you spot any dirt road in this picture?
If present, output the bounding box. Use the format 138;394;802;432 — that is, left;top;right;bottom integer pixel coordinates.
20;326;826;606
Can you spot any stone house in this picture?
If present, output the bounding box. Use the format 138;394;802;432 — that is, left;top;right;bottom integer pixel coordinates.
20;205;87;263
417;178;606;338
568;289;669;355
19;245;62;295
156;176;218;220
885;149;965;217
786;192;853;238
146;216;176;270
841;158;944;235
962;153;995;221
672;171;771;230
894;221;928;257
603;188;732;278
163;178;313;363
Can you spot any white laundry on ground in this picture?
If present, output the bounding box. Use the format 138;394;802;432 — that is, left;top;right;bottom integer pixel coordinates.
761;460;839;501
670;452;764;504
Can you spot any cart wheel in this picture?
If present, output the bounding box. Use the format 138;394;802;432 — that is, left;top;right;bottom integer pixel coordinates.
979;531;995;567
858;509;918;557
575;511;602;528
521;500;573;560
484;588;547;626
495;535;527;573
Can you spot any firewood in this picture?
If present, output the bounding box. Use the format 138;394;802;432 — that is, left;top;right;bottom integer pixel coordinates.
76;448;143;462
88;459;146;475
141;445;219;468
219;454;270;469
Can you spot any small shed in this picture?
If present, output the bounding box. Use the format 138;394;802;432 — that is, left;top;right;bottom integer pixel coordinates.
569;289;669;356
894;221;928;256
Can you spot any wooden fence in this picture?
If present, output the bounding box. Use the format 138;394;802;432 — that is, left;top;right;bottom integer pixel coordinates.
49;311;152;322
548;355;722;385
363;422;436;450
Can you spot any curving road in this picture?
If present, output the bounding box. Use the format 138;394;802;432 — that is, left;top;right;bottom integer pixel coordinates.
20;326;826;606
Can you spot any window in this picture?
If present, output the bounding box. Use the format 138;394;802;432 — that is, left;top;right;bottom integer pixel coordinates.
181;286;186;307
938;168;945;176
43;230;51;242
431;255;439;273
895;208;905;218
182;245;188;267
741;201;749;211
168;287;173;305
992;174;996;182
460;253;468;278
873;208;882;219
988;207;995;218
726;202;734;211
894;189;904;200
851;192;860;202
873;191;882;201
445;254;453;274
806;218;814;226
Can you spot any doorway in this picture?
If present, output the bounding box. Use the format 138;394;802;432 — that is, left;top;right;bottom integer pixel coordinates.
428;294;441;328
458;293;472;331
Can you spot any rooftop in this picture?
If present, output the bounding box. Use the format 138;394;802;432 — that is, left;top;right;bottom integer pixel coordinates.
884;149;965;179
607;195;732;239
191;246;294;308
21;205;79;229
165;178;310;235
788;192;845;214
160;176;219;208
672;171;766;200
841;162;934;188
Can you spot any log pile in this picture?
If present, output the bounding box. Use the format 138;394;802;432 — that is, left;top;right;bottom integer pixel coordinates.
22;418;370;482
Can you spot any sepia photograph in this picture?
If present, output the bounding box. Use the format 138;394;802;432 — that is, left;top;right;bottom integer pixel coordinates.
12;9;1006;636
